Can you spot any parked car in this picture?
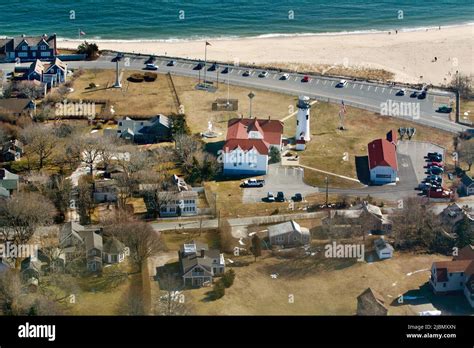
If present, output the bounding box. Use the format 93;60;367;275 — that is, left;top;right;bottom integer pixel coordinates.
276;192;285;202
240;178;265;188
208;63;218;71
292;193;303;202
427;166;444;175
281;73;290;80
336;79;348;88
259;71;269;78
436;106;453;113
221;67;229;74
266;192;275;202
427;152;443;161
396;89;406;96
145;63;158;70
194;62;204;70
428;161;444;167
418;182;434;191
167;60;177;66
243;70;251;77
301;75;310;83
410;91;419;98
460;128;474;140
418;91;427;99
424;175;442;184
427;187;451;198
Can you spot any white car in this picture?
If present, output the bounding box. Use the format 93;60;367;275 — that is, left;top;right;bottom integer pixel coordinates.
281;73;290;80
337;79;348;88
145;63;158;70
259;71;269;78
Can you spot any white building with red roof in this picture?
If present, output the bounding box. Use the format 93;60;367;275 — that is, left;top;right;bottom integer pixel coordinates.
430;245;474;308
367;130;398;184
222;117;283;176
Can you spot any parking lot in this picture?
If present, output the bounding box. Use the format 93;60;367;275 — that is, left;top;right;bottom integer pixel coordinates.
242;164;316;203
397;141;445;184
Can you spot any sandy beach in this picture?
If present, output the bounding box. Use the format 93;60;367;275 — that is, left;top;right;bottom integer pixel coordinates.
59;24;473;86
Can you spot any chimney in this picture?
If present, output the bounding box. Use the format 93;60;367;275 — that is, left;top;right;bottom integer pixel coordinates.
200;249;205;258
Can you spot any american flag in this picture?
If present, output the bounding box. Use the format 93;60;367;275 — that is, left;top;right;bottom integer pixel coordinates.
340;100;347;113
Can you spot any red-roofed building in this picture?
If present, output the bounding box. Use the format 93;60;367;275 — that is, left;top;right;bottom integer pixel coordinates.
367;131;398;184
430;245;474;308
223;117;283;175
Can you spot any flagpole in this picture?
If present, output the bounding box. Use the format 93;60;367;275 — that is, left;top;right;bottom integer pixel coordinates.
204;42;207;88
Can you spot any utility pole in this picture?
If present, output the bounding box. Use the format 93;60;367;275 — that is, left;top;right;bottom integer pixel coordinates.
248;91;255;118
325;176;329;207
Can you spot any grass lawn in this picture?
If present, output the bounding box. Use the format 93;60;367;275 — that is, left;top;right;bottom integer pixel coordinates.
299;102;455;187
162;230;221;251
183;252;450;315
171;75;297;139
460;98;474;124
69;69;177;117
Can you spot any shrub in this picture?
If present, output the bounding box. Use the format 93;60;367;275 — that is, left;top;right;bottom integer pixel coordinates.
144;72;157;82
88;82;97;89
269;146;281;164
210;280;225;300
128;73;144;83
221;269;235;288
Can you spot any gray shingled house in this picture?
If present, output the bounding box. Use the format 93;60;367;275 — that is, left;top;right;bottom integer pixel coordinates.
0;34;57;62
268;220;310;248
178;241;225;287
105;115;171;144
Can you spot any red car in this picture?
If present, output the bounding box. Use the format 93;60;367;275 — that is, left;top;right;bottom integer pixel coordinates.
302;75;310;83
427;187;451;198
428;161;444;167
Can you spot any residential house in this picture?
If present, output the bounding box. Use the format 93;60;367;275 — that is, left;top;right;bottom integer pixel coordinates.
1;140;23;162
105;115;171;144
103;237;127;264
178;241;225;287
461;174;474;196
93;179;118;203
59;222;127;272
322;202;392;235
439;203;474;232
430;245;474;308
0;34;58;62
141;175;198;217
26;58;67;87
20;249;65;282
268;220;311;248
374;238;394;260
0;98;33;117
222;117;284;175
0;168;19;195
356;288;388;316
368;130;398;184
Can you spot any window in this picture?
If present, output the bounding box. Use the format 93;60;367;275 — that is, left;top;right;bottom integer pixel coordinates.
40;45;47;50
111;254;118;263
306;115;308;120
296;120;299;126
293;236;299;241
40;52;50;57
443;283;446;288
22;45;28;51
119;122;122;126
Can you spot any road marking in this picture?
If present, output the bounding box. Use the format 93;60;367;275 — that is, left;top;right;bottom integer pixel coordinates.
330;81;334;86
352;84;356;89
360;84;363;90
374;87;378;92
294;76;298;81
367;86;371;91
323;80;327;85
389;89;394;94
273;74;277;79
382;88;385;93
229;68;234;73
316;79;319;84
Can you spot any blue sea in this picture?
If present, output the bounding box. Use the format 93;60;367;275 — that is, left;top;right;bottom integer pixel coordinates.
0;0;473;41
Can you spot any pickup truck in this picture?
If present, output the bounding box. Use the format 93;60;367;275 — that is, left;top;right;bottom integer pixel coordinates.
240;178;265;188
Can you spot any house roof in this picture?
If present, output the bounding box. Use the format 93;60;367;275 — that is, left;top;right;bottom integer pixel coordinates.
357;287;385;306
223;138;270;155
433;260;474;274
103;237;125;255
227;118;283;146
454;245;474;261
179;241;222;275
268;220;309;237
8;34;57;52
83;231;103;252
0;98;31;114
461;174;474;187
367;138;398;170
29;59;45;76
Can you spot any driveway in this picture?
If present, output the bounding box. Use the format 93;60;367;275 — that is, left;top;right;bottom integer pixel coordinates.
397;140;445;183
242;164;316;203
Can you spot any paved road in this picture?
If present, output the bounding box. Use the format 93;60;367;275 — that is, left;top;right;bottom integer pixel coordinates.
0;53;467;134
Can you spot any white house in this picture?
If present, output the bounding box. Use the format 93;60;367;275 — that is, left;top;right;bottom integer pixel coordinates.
222;117;283;176
374;238;393;260
368;130;398;185
268;220;311;248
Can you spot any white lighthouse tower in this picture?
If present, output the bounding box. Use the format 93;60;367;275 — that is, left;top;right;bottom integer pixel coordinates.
296;96;311;142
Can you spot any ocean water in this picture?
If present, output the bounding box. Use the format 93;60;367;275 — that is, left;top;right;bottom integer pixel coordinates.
0;0;472;41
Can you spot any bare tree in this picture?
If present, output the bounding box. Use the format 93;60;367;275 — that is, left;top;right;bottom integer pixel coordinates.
17;81;43;100
450;73;472;98
0;192;55;267
21;124;57;169
458;139;474;172
76;175;95;225
154;271;191;316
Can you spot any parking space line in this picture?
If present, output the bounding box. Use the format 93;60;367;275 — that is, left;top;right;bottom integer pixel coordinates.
330;81;334;86
374;87;378;92
360;84;363;90
323;80;327;85
382;88;385;93
272;74;277;79
316;79;319;84
367;86;371;91
294;76;298;81
352;84;356;89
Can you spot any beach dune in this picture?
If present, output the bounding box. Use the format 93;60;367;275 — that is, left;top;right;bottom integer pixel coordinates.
59;25;473;86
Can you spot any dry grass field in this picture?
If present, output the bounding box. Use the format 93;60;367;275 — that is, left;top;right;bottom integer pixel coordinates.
181;252;450;315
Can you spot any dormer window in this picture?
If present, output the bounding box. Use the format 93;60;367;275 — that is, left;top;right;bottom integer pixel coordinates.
22;45;27;51
40;45;47;50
